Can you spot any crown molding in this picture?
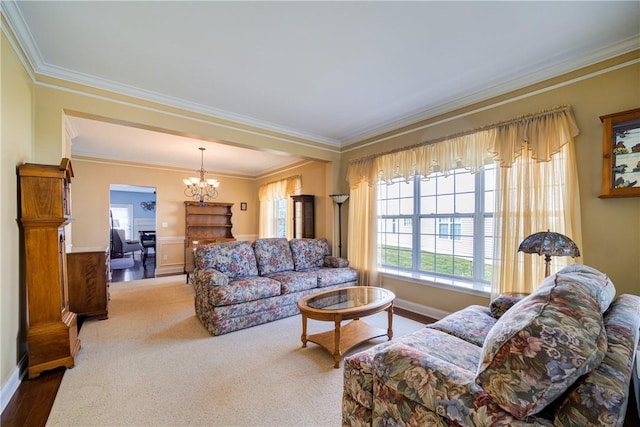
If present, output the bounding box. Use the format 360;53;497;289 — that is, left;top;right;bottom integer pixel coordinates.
1;1;341;148
342;36;640;145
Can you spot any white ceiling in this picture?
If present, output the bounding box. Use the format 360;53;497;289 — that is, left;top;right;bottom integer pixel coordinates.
3;1;639;175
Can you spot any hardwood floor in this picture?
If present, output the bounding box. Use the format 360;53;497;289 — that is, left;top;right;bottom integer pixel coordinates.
110;252;156;282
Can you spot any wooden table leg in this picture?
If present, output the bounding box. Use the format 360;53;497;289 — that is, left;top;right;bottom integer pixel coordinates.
387;304;394;340
333;315;342;368
301;313;308;347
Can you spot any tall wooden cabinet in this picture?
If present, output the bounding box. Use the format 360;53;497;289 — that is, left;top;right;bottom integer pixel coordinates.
292;194;315;238
184;201;235;278
18;159;80;378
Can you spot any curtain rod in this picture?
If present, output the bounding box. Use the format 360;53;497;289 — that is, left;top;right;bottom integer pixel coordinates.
350;105;572;163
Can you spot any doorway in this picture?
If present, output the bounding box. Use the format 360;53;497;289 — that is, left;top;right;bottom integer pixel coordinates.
109;184;157;282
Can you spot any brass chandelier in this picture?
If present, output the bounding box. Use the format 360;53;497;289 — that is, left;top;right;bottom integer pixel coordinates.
183;147;220;204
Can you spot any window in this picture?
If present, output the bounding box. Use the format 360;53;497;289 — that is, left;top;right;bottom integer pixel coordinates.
110;205;133;239
258;175;301;238
377;165;495;292
274;198;287;238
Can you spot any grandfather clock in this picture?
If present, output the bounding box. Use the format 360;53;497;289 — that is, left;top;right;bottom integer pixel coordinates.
291;195;315;238
18;158;80;378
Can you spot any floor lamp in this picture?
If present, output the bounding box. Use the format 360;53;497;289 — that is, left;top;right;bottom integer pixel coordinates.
329;194;349;257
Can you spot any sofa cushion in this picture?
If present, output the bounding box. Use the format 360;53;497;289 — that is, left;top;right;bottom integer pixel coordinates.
316;267;357;287
475;264;615;419
428;305;497;347
194;241;258;279
290;238;330;271
253;238;294;275
265;270;318;294
208;276;281;306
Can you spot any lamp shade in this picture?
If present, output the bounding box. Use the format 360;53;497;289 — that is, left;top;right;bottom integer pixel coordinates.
329;194;349;204
518;231;580;258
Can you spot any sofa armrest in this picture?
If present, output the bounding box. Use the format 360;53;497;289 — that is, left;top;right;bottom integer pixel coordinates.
373;343;526;426
192;268;229;295
323;255;349;268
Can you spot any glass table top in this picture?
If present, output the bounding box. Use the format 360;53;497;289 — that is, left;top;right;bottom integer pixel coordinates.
306;286;394;311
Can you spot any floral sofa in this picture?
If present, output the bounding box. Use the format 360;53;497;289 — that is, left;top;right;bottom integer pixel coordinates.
192;237;357;335
343;264;640;426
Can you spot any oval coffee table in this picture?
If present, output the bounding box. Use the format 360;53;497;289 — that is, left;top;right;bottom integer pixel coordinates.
297;286;395;368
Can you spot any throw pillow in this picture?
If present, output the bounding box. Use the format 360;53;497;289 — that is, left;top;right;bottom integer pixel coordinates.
289;238;330;271
194;241;259;279
489;293;528;319
253;238;294;275
475;264;615;419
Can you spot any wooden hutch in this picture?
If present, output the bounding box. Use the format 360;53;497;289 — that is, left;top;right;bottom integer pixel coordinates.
184;201;235;279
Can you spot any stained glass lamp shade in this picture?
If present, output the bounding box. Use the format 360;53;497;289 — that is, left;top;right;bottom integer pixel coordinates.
518;231;580;277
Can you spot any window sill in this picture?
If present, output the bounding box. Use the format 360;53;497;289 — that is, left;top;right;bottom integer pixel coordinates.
379;268;491;297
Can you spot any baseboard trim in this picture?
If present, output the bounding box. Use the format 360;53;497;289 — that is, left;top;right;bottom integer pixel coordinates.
0;354;26;414
394;298;450;321
154;266;184;276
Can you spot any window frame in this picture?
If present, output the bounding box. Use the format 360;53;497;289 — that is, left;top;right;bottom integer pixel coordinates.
377;165;495;293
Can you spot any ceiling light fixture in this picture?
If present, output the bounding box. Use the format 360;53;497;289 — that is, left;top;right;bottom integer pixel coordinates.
183;147;219;204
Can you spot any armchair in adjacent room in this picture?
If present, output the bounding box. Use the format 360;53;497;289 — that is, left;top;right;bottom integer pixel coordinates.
111;228;143;259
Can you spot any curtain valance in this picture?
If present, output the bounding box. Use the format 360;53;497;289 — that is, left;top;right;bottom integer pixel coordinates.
258;175;301;201
348;105;579;187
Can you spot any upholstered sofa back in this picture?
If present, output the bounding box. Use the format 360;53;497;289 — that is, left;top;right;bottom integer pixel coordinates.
289;238;330;270
253;238;294;275
476;264;616;419
194;240;258;278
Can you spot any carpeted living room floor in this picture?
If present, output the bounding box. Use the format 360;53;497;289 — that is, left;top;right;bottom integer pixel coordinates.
44;276;426;426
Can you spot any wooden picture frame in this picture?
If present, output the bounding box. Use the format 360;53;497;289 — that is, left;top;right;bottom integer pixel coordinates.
599;108;640;198
240;202;247;211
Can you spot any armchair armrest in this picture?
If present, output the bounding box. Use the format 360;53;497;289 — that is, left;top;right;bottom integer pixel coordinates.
324;256;349;268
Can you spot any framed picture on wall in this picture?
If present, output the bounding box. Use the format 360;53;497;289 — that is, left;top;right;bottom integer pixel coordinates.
599;108;640;198
240;202;247;211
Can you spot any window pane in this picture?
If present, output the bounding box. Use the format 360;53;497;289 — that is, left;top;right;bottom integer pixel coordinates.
437;194;454;214
456;192;475;213
455;172;475;193
484;191;495;213
439;175;455;194
420;195;436;214
420;178;437;196
399;198;414;215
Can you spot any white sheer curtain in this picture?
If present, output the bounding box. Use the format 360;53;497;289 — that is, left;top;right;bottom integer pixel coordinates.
258;176;301;238
346;106;581;295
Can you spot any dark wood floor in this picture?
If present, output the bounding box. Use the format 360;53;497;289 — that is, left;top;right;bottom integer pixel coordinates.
110;252;156;282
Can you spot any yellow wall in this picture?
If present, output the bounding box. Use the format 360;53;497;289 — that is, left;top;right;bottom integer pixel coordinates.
343;52;640;306
70;159;259;274
1;30;34;396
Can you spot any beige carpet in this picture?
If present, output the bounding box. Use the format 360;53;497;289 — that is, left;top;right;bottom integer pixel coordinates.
47;276;425;427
